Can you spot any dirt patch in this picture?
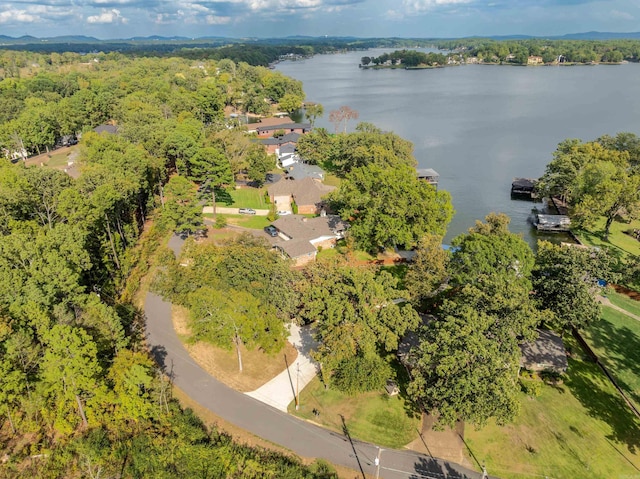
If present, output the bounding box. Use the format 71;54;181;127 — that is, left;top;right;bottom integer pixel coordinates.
405;415;474;469
613;284;640;301
172;305;298;392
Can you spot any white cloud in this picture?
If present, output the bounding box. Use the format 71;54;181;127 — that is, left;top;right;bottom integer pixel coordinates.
86;8;128;23
205;14;231;24
0;9;38;24
404;0;473;13
610;9;633;20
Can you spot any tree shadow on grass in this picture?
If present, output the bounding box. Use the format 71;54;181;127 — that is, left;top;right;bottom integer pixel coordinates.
213;187;234;206
388;356;422;421
409;454;484;479
564;351;640;455
586;314;640;409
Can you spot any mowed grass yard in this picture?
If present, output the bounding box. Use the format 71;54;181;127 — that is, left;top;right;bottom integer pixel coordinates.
465;336;640;479
584;300;640;412
575;217;640;258
289;376;421;449
214;187;268;210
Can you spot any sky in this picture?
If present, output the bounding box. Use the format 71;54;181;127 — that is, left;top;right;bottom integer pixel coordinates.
0;0;639;39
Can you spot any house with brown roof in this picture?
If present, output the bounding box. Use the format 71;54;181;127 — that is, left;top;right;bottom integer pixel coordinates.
272;215;348;266
245;116;293;134
256;122;311;138
267;177;336;214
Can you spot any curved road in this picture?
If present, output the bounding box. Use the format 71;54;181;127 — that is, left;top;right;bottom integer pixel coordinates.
146;236;488;478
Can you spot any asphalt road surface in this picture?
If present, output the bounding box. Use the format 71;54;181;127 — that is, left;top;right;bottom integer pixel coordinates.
145;235;491;479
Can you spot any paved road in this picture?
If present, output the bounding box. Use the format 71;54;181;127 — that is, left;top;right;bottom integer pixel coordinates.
144;236;490;479
145;293;487;479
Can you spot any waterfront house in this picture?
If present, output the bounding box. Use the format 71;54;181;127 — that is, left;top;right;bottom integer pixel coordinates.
267;177;335;214
272;215;348;266
256;122;311;138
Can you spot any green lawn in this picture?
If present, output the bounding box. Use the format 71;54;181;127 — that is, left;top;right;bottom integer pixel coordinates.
323;173;341;188
605;289;640;318
46;151;71;167
289;376;421;449
213;187;268;209
575;217;640;258
465;336;640;479
584;305;640;411
206;213;271;230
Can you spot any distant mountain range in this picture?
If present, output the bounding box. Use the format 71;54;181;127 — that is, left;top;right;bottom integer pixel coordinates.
1;31;640;45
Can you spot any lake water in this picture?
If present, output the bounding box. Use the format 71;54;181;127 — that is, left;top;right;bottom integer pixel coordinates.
276;49;640;246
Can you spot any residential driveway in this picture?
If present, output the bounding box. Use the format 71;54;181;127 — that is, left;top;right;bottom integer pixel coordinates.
143;235;491;479
203;206;269;216
246;323;319;411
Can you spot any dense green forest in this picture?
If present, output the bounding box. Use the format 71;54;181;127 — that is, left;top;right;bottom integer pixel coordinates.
2;36;639;67
0;52;338;477
435;38;640;63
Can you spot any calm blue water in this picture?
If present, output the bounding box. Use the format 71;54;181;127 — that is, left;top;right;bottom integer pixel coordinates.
276;50;640;246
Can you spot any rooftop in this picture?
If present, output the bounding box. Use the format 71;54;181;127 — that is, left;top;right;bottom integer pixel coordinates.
520;329;568;373
267;177;335;206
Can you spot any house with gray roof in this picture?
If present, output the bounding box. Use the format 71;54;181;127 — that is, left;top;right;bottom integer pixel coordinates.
267;177;335;214
519;329;568;373
93;124;119;135
272;215;348;266
261;132;302;154
286;162;325;181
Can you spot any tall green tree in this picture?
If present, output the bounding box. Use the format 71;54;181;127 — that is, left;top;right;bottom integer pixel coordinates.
405;234;449;309
299;260;419;391
330;163;453;252
160;175;202;235
408;297;521;427
187;287;286;372
532;241;617;332
40;324;102;431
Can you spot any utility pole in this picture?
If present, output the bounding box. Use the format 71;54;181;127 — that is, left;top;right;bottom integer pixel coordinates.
375;447;382;479
295;362;300;411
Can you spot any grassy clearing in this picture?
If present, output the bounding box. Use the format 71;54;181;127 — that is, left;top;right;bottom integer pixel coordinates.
214;187;268;209
605;289;640;318
46;151;71;167
584;305;640;411
289;376;421;449
172;304;298;392
323;174;341;188
205;213;271;230
465;336;640;479
575;217;640;258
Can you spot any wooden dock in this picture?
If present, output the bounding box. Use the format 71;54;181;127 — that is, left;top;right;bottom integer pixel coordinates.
550;196;569;215
535;214;571;232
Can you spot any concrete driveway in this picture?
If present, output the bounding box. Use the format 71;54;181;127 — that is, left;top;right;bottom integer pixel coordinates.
143;235;491;479
246;323;319;411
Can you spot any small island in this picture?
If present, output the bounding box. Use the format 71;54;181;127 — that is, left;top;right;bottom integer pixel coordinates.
360;50;453;69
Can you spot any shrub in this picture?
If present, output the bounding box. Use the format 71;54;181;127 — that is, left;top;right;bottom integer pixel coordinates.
519;377;542;397
215;216;227;229
333;354;390;395
292;201;298;214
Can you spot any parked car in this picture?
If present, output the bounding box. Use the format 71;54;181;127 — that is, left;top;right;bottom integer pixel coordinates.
239;208;256;215
277;210;292;216
264;225;278;237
